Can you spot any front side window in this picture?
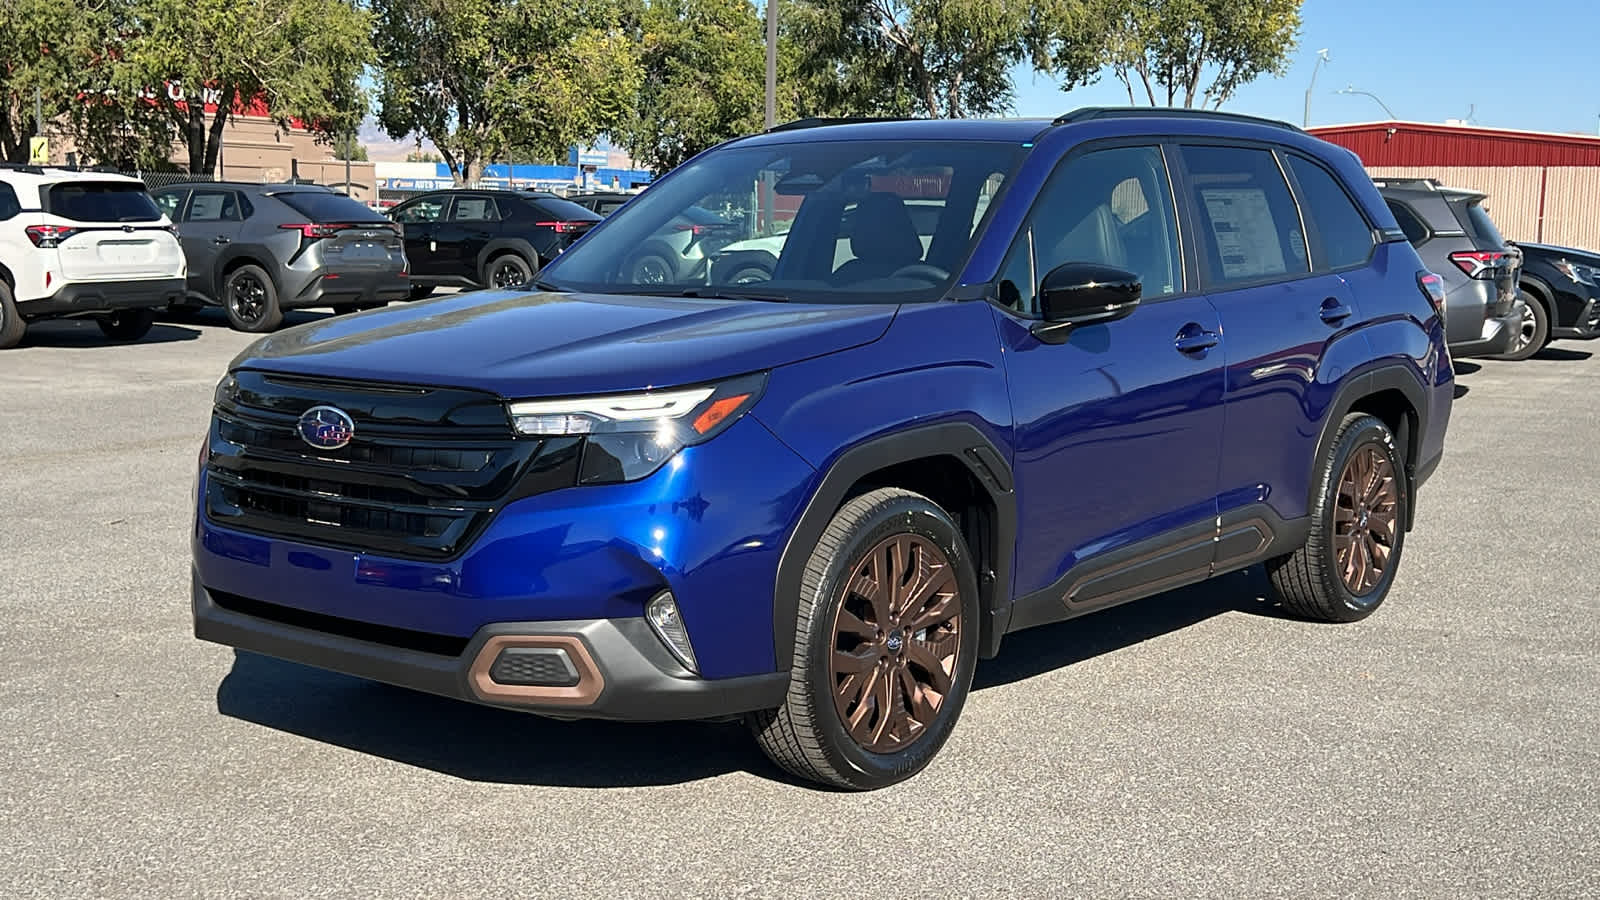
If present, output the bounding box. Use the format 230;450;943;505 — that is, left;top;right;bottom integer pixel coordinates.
997;145;1182;315
393;198;443;224
1181;145;1309;286
538;139;1023;303
1285;155;1373;270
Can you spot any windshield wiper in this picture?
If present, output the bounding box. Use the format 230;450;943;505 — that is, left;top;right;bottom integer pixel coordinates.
678;287;791;303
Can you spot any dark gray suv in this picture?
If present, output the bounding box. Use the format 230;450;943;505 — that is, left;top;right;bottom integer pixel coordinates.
1374;178;1523;359
152;183;410;332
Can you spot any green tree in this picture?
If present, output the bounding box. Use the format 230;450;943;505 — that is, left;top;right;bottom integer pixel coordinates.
0;0;105;162
623;0;766;173
372;0;640;187
330;132;368;161
404;149;443;162
788;0;1039;118
111;0;373;175
1046;0;1302;108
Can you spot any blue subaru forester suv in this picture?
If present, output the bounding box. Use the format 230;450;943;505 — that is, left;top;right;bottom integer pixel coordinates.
192;109;1453;790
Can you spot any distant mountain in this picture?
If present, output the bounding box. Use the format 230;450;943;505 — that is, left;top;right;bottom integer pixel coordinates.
358;119;441;162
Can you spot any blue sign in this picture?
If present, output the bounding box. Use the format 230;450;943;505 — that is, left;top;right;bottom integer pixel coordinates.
569;146;608;167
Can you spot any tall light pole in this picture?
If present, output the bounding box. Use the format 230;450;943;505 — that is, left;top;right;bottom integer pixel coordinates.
764;0;777;129
1337;84;1397;120
1302;49;1330;127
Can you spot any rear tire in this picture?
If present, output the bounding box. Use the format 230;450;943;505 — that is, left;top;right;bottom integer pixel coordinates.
96;308;155;342
747;488;981;790
223;264;283;332
1266;414;1406;623
1492;293;1549;361
0;281;25;349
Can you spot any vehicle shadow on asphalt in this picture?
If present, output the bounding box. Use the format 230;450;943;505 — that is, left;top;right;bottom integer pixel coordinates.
18;320;201;347
215;568;1291;788
1531;346;1593;361
973;565;1291;691
216;650;782;787
162;309;334;329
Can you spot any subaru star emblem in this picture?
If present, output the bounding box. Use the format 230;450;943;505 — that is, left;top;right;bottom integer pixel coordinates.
297;405;355;450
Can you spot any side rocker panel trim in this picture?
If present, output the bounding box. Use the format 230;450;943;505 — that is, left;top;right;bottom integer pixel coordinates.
771;422;1017;669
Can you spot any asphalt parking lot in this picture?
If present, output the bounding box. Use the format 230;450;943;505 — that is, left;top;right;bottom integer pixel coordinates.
1;310;1596;898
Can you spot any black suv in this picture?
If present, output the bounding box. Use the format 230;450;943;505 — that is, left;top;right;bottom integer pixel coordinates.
1374;178;1523;359
152;183;410;332
1502;242;1600;357
568;191;636;217
387;190;602;297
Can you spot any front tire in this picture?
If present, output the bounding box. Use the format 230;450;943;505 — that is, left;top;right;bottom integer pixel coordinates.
1493;293;1550;361
748;488;981;790
96;308;155;342
223;265;282;332
1266;414;1406;623
0;281;25;349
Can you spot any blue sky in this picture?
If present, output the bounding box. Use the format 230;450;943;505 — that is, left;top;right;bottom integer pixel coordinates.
1013;0;1600;133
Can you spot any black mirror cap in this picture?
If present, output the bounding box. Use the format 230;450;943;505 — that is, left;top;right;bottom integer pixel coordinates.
1038;262;1142;325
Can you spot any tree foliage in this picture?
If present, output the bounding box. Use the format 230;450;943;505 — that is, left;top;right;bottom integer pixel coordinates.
0;0;106;162
1046;0;1302;108
330;133;368;161
106;0;373;174
788;0;1039;118
372;0;640;186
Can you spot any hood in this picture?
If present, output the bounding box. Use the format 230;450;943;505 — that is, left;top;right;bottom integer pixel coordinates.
231;289;897;397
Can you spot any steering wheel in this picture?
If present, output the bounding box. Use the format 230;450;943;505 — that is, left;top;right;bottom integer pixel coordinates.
888;263;950;283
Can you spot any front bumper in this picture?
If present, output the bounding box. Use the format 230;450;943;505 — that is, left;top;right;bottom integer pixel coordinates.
193;570;789;720
15;276;185;319
1553;296;1600;340
1448;301;1522;358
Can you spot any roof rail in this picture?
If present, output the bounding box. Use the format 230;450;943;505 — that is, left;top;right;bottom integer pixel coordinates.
0;163;48;174
765;116;915;133
1053;106;1305;133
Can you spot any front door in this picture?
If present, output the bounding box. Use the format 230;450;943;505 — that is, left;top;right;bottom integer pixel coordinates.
998;144;1226;615
391;195;446;276
178;188;245;297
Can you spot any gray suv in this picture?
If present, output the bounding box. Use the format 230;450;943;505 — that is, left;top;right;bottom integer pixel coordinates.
152;183;410;332
1374;178;1523;358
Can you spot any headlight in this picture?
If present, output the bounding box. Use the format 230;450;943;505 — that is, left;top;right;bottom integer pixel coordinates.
506;372;767;483
1555;260;1586;284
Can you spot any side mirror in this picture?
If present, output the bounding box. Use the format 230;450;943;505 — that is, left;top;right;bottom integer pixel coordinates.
1036;263;1142;335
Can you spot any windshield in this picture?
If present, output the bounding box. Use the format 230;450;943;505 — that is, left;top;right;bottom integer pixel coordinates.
538;140;1021;303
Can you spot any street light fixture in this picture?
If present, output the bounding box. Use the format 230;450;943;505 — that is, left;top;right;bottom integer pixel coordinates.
1337;84;1397;120
1303;49;1330;127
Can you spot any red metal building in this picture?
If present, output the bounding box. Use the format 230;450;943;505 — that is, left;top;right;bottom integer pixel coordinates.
1308;121;1600;249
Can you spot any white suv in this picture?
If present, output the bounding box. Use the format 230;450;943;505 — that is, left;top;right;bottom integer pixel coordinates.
0;166;186;349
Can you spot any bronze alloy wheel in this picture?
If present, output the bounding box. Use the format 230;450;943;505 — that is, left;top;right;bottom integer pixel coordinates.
829;533;963;754
1333;444;1400;595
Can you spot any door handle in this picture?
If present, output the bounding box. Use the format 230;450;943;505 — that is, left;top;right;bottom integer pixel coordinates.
1174;329;1220;354
1320;297;1352;324
212;236;231;245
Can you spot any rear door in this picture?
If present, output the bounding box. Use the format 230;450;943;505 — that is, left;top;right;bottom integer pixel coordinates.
40;181;184;282
177;188;245;295
433;194;500;276
1181;143;1371;528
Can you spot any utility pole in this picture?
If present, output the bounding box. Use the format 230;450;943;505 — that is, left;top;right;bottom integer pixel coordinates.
764;0;777;130
34;87;43;134
1303;49;1330;127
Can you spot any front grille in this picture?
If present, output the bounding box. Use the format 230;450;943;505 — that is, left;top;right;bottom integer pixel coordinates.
205;370;583;560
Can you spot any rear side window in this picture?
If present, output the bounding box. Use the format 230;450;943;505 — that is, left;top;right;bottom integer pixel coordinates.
1386;200;1430;244
0;184;19;221
44;182;162;223
449;196;499;222
1180;145;1309;285
528;197;603;222
1285;155;1373;270
276;191;385;223
1460;200;1508;247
